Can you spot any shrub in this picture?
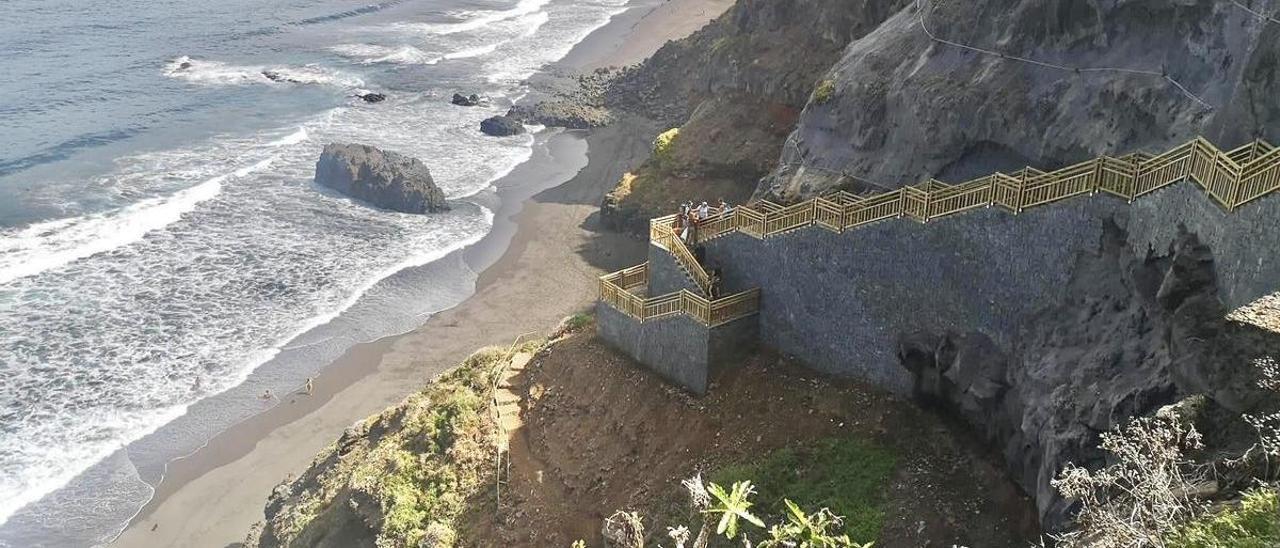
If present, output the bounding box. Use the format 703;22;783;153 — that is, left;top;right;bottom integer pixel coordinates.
1050;403;1206;548
653;127;681;171
813;79;836;104
565;313;592;332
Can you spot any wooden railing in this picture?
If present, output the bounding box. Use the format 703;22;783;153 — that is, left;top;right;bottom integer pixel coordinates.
648;138;1280;243
650;224;713;294
599;263;761;327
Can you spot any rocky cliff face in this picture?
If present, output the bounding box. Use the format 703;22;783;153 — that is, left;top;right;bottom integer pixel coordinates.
898;223;1275;529
315;144;449;213
762;0;1280;199
606;0;911;124
599;0;911;234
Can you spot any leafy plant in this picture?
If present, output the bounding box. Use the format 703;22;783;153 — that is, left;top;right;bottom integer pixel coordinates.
757;500;873;548
705;481;766;538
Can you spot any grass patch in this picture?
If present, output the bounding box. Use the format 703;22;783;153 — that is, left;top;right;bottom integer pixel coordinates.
1166;488;1280;547
711;437;897;542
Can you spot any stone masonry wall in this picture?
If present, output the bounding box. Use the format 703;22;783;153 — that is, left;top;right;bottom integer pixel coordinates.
596;302;711;393
595;299;760;394
697;182;1280;394
647;243;702;296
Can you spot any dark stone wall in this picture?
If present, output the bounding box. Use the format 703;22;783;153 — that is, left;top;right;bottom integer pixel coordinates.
699;182;1280;394
595;298;761;394
708;313;760;374
595;301;712;393
647;243;702;296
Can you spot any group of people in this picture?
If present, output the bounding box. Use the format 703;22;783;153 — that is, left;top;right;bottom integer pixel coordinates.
672;198;732;244
669;199;734;299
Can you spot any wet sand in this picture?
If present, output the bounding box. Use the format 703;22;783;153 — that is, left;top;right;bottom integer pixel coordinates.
109;0;731;544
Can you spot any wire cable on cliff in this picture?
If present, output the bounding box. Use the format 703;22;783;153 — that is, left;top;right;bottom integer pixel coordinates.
1231;0;1280;25
914;0;1214;110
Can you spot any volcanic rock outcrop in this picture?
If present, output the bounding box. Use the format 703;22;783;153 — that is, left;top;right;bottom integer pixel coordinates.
479;115;525;136
898;222;1273;529
314;144;449;213
762;0;1280;200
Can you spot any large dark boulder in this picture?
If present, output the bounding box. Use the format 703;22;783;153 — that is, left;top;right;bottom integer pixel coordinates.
314;144;449;213
479;115;525;136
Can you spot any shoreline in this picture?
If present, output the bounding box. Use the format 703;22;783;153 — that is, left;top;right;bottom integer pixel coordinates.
116;127;599;530
108;0;730;543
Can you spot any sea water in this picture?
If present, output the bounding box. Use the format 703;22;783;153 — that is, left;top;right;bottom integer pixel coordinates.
0;0;627;545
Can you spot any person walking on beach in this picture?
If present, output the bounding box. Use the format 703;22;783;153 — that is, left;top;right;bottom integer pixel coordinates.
305;377;314;395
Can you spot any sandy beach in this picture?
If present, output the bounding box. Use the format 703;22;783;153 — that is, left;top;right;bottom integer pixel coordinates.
109;0;728;545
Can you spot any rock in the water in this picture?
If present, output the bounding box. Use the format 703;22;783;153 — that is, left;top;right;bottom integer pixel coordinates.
314;144;449;213
479;115;525;136
451;93;482;106
356;92;386;103
261;70;300;84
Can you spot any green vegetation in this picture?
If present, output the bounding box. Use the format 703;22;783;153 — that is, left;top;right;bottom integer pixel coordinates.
258;346;530;548
711;35;744;55
564;313;593;332
1166;488;1280;548
711;437;897;541
813;79;836;104
653;127;681;171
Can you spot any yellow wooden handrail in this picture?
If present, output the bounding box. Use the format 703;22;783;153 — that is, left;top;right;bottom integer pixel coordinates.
598;263;760;327
648;138;1279;244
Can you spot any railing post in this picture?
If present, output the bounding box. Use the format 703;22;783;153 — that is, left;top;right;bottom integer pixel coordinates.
1090;158;1103;196
922;186;932;222
1229;164;1243;212
1015;170;1026;214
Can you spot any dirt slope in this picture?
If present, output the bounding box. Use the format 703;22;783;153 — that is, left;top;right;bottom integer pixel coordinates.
462;332;1039;546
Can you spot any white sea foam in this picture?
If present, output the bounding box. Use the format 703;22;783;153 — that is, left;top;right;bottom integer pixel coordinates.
400;0;551;35
330;44;443;65
0;0;639;541
164;56;365;88
0;179;222;286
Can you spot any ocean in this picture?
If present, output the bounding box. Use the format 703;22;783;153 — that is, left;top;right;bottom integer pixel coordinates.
0;0;627;545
